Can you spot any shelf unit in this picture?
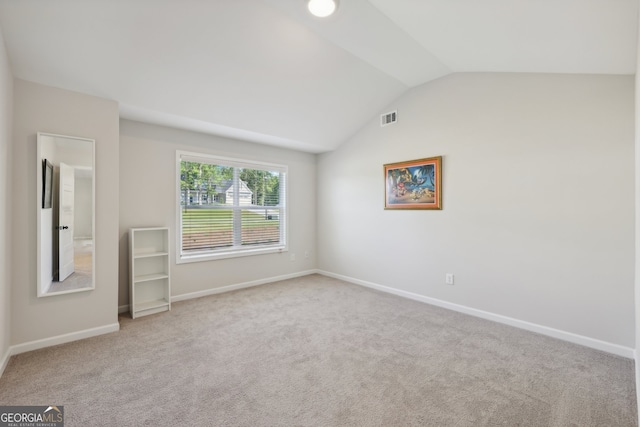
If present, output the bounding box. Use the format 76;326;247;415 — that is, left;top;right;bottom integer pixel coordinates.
129;227;170;319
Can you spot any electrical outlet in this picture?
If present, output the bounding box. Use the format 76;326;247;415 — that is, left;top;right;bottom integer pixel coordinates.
290;253;296;262
445;274;454;285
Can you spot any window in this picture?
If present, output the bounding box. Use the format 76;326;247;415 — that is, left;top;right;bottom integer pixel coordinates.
176;151;287;262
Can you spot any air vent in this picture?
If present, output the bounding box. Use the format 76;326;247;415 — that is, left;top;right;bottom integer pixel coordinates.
381;110;398;127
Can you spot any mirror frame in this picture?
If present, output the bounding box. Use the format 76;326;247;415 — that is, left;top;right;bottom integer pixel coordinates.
36;132;96;297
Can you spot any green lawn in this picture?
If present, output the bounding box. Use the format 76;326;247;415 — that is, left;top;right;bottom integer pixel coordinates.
181;207;279;234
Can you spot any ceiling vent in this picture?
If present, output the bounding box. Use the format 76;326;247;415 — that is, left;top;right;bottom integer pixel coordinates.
381;110;397;127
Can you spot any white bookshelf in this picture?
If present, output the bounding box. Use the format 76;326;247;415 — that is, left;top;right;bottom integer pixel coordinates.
129;227;170;319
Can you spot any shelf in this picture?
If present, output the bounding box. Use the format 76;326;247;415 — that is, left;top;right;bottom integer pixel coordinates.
134;299;170;313
130;227;170;319
133;273;169;283
134;251;169;259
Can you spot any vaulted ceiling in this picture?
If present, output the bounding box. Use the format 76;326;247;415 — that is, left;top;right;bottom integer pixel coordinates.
0;0;636;153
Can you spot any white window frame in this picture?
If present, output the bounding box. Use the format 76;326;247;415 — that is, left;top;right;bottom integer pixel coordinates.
176;150;288;263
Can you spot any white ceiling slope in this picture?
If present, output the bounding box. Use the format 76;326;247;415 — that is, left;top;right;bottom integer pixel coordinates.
0;0;636;153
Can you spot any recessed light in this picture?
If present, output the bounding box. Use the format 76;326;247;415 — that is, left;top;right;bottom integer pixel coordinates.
308;0;338;18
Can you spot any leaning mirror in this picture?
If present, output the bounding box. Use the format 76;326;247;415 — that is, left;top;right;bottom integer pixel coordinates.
37;132;95;297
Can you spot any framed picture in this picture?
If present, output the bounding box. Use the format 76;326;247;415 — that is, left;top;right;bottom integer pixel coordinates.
42;159;53;209
384;156;442;210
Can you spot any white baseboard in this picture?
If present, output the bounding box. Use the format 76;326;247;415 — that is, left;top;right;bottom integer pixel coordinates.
0;346;11;378
10;323;120;356
318;270;634;359
118;304;129;314
172;270;319;303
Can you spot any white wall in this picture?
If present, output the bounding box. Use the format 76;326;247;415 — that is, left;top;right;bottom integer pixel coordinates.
11;79;119;346
39;206;53;294
74;175;93;239
318;73;635;348
0;26;13;370
119;120;316;308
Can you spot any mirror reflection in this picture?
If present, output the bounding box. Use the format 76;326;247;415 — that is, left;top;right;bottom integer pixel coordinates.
37;133;95;297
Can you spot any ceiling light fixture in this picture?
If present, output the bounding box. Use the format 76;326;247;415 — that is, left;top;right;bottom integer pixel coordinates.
308;0;338;18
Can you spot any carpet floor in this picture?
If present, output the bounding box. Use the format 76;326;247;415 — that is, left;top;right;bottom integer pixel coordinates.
0;274;636;426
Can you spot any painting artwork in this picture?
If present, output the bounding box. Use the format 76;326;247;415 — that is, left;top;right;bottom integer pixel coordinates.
384;156;442;210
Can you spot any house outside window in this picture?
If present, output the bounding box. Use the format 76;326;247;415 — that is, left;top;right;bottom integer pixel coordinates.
176;151;287;262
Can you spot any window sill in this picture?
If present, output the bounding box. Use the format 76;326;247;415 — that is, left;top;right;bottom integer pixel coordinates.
177;245;287;264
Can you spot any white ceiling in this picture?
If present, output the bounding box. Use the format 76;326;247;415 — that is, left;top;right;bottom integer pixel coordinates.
0;0;636;153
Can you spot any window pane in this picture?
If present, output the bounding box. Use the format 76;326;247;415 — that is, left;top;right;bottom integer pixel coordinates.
241;208;280;246
238;168;280;207
180;161;234;207
182;207;233;252
180;161;235;252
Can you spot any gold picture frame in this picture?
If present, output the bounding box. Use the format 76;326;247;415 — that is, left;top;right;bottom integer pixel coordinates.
384;156;442;210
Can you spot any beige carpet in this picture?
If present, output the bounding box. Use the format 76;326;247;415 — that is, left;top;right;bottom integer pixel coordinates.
0;274;636;426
